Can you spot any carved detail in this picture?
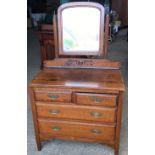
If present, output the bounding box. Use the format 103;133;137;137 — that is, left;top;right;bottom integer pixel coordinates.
65;59;94;67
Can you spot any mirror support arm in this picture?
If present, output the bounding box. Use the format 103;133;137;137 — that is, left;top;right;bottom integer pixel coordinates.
53;12;59;58
104;14;109;58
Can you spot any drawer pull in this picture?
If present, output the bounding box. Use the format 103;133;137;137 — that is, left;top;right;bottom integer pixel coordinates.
51;126;61;131
90;129;102;134
48;109;60;114
90;112;102;118
48;94;59;100
91;97;103;103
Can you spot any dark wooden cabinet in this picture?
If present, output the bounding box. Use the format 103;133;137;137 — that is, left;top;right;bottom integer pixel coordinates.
38;24;55;68
112;0;128;26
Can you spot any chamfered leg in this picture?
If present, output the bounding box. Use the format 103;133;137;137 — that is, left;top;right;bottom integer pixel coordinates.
114;145;119;155
36;140;41;151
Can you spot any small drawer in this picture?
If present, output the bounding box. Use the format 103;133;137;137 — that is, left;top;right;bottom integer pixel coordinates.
34;90;71;102
38;119;115;142
75;93;117;107
36;103;116;123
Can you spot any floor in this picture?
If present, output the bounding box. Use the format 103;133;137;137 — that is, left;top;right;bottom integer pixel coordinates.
27;29;128;155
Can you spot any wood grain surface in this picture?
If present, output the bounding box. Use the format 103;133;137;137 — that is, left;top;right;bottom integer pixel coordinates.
36;102;116;123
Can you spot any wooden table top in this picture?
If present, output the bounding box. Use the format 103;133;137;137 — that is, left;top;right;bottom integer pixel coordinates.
30;69;125;92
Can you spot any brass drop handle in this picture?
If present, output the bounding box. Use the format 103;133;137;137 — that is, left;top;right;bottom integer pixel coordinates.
90;129;102;134
91;97;103;103
51;126;61;131
90;112;102;118
48;109;60;114
48;94;59;100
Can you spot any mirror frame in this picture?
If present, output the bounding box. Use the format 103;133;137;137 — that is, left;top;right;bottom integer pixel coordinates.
57;2;105;56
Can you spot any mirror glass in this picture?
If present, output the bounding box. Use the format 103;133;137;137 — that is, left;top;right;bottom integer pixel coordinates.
62;7;101;52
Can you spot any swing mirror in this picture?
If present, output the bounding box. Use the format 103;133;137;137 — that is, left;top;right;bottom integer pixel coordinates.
57;2;105;56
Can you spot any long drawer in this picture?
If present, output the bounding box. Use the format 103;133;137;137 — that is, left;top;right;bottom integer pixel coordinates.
36;102;116;123
75;93;117;107
38;119;115;141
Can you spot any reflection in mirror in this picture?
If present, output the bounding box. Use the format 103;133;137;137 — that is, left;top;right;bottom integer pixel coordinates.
62;7;101;52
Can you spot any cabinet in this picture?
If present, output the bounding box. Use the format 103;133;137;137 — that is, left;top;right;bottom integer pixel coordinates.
29;58;125;155
112;0;128;26
38;24;55;68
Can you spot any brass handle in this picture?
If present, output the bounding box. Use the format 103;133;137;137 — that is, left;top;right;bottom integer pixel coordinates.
51;126;61;131
91;97;103;103
48;94;59;100
90;129;102;134
48;109;60;114
90;112;102;118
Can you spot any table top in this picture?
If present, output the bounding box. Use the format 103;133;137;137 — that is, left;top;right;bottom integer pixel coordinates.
30;68;125;92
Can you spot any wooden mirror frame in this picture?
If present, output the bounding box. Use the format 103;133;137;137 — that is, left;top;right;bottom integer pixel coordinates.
57;2;105;56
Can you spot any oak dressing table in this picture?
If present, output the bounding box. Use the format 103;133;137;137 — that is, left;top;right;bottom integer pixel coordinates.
29;2;125;155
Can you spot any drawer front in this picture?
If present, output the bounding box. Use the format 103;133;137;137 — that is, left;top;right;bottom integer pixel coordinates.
36;103;116;123
75;93;117;107
34;91;71;102
38;119;115;141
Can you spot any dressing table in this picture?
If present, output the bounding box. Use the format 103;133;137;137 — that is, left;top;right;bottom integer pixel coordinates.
29;2;125;155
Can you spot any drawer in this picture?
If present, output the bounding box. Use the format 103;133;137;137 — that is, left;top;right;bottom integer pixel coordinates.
36;103;116;123
34;90;71;102
75;93;117;107
38;119;115;141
